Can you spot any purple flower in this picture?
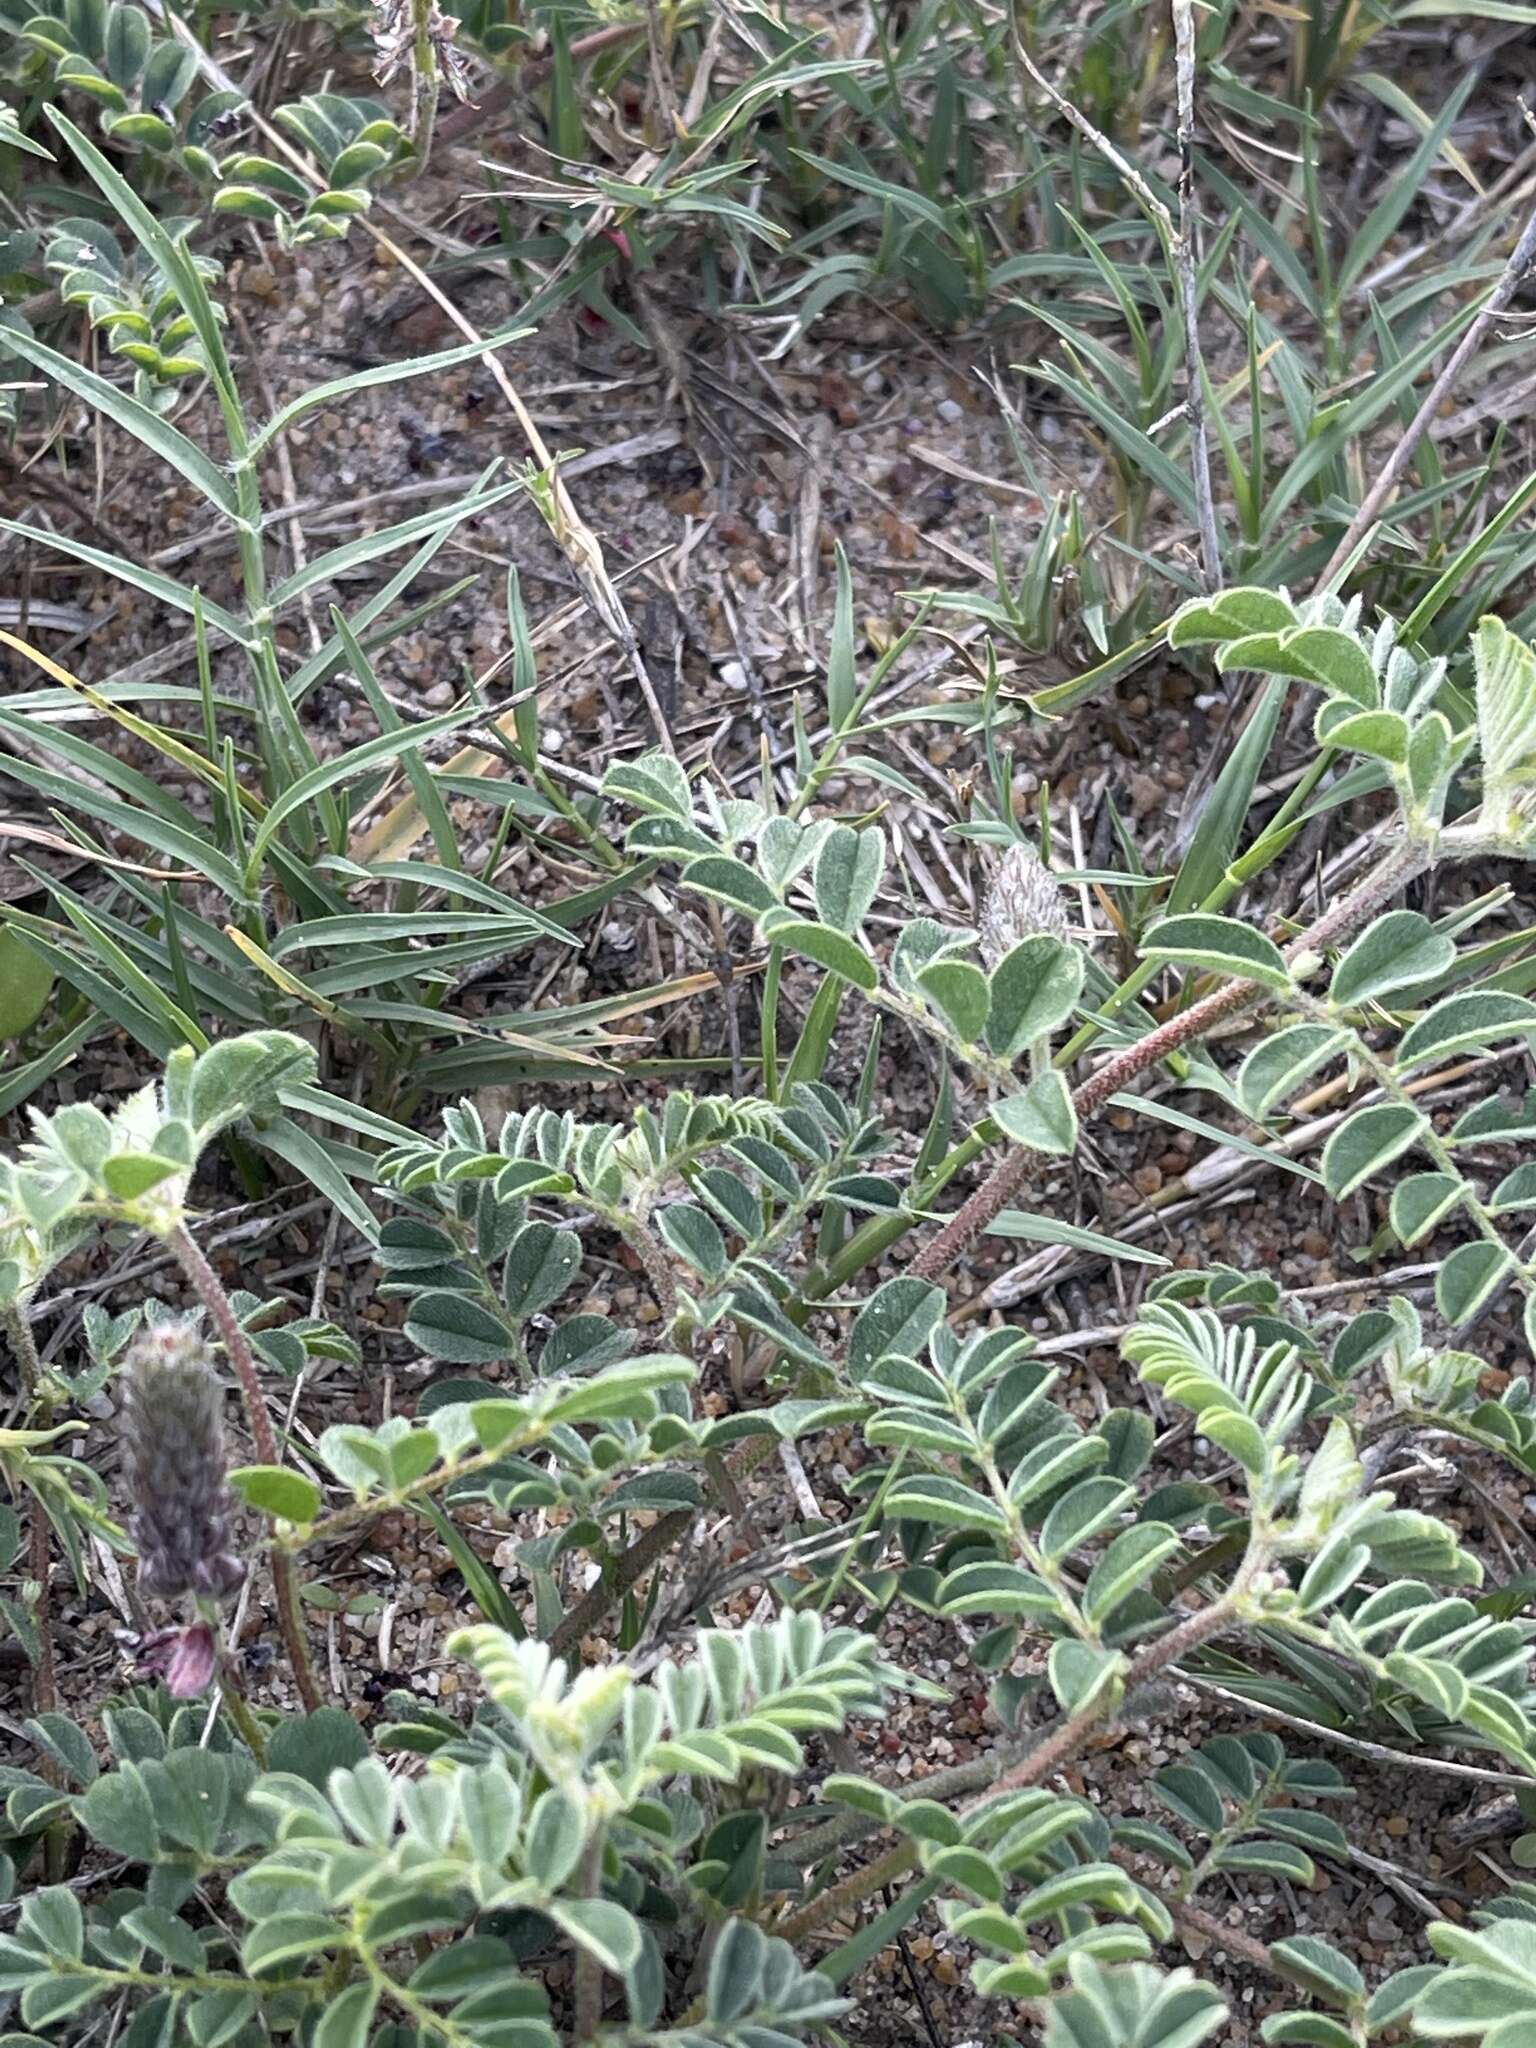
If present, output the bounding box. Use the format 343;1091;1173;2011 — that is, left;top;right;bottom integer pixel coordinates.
135;1622;218;1698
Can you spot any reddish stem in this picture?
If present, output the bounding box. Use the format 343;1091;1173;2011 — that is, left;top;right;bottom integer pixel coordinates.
911;841;1429;1286
778;1589;1246;1944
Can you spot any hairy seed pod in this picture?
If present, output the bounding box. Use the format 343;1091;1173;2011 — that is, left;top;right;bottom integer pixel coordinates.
121;1323;244;1603
978;841;1070;968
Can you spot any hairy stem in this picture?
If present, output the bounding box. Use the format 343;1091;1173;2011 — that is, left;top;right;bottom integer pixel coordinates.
4;1296;40;1397
408;0;440;171
219;1665;270;1767
547;1506;691;1658
910;838;1430;1285
622;1219;679;1325
1160;1891;1280;1977
3;1305;57;1719
572;1829;608;2043
987;1593;1241;1802
779;1587;1247;1945
167;1224;322;1713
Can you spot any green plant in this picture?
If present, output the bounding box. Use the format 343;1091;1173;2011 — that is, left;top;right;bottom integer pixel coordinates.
0;1617;893;2048
8;3;1536;2040
3;564;1536;2039
0;104;662;1190
0;0;411;238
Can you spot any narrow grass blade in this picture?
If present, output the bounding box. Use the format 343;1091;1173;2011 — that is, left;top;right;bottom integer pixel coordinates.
243;705;476;880
328;608;460;871
0;521;249;644
255;1117;379;1239
267;482;522;611
1166;677;1286;915
0;325;237;514
0;1012;103;1117
52;896;208;1049
250;329;531;456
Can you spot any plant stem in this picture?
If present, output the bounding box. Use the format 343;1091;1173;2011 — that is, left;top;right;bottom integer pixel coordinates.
167;1223;322;1712
795;748;1347;1308
572;1829;607;2043
4;1301;70;1874
991;1593;1241;1801
909;838;1430;1286
620;1219;679;1325
1171;0;1221;591
775;1841;916;1945
4;1297;40;1397
409;0;440;173
219;1666;270;1766
1318;193;1536;588
1159;1891;1279;1977
778;1586;1247;1945
547;1505;691;1658
3;1304;57;1719
546;1434;779;1655
26;1495;57;1717
797;1129;988;1306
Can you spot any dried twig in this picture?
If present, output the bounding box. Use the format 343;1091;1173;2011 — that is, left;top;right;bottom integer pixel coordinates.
1012;31;1171;235
1318;194;1536;588
643;0;679;137
1171;0;1221;590
1184;1674;1535;1787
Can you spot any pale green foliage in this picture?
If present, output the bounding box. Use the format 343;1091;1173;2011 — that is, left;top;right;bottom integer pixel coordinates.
1117;1733;1350;1897
449;1611;894;1801
378;1084;899;1374
824;1771;1173;1996
1042;1958;1228;2048
0;3;410;254
0;1030;313;1296
601;751;1087;1138
1418;1920;1536;2045
1372;1298;1536;1478
2;0;1536;2033
1125;1303;1311;1515
1473;617;1536;837
1169;590;1536;843
0;1617;879;2048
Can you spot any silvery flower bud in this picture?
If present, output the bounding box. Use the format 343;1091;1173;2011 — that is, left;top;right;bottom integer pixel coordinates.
978;841;1070;968
121;1323;244;1603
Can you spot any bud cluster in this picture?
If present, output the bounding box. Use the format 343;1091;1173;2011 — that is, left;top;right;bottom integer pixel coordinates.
121;1322;244;1604
978;841;1070;968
